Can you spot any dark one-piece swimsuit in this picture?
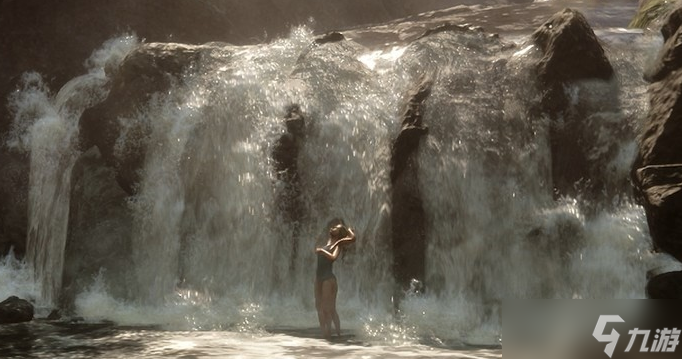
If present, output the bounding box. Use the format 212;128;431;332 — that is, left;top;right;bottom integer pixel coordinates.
316;244;335;282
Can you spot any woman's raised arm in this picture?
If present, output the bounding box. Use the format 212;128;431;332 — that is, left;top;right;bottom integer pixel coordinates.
330;228;356;251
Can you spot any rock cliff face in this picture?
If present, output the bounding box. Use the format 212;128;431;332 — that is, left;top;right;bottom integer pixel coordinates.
632;6;682;298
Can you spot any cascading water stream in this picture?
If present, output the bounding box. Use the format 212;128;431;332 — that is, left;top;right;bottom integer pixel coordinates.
6;36;139;306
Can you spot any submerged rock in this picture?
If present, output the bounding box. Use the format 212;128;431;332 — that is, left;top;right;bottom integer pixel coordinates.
0;296;34;324
47;309;62;321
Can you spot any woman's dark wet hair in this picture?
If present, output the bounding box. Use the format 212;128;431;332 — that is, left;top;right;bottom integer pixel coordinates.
330;224;349;240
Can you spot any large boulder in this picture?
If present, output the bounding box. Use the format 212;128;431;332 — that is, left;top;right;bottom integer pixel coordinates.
532;8;613;86
0;296;33;324
391;78;431;295
79;42;211;194
532;8;617;200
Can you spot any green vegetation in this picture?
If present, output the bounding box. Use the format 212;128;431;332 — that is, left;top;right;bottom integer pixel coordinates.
629;0;676;29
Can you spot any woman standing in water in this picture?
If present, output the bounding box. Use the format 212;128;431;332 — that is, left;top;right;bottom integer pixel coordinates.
315;223;355;340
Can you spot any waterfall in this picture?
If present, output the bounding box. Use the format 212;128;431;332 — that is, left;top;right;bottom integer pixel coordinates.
6;36;138;306
124;28;401;313
2;22;663;344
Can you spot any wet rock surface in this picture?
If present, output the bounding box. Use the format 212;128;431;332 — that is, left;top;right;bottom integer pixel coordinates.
634;5;682;297
0;296;34;324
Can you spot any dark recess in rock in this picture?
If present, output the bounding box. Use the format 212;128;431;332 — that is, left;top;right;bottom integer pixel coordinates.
390;78;431;301
272;104;307;267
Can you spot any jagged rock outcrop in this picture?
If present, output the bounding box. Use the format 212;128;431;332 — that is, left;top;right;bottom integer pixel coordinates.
79;43;211;194
0;296;33;324
633;7;682;298
391;78;431;295
532;8;617;200
533;9;613;85
61;147;134;310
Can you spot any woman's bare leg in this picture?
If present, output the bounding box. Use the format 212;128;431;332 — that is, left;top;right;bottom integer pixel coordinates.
322;278;339;339
315;279;326;337
330;279;340;336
